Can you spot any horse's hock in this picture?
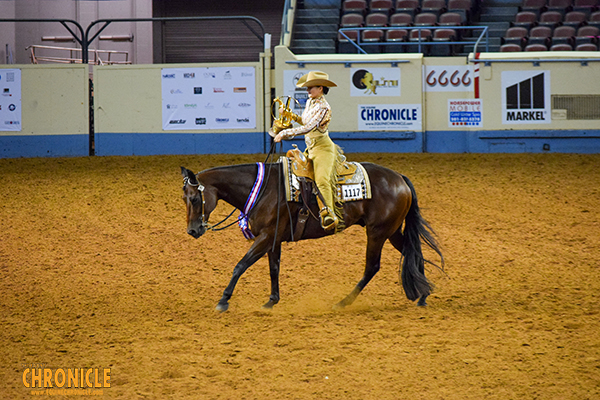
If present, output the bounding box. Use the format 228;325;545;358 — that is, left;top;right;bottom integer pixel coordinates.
1;153;599;399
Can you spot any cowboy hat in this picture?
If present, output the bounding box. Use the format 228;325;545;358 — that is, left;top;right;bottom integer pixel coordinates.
296;71;337;88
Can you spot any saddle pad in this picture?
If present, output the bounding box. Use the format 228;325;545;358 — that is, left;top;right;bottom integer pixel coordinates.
280;157;372;203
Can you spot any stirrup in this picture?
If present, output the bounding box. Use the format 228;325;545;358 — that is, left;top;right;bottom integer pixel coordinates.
319;207;338;231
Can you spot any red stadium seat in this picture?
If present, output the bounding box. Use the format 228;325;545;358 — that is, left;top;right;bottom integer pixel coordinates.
390;12;414;26
365;12;389;26
500;43;524;51
524;43;548;51
512;11;538;29
395;0;420;17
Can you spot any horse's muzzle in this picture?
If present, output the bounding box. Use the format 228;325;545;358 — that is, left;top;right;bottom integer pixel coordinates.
187;226;206;239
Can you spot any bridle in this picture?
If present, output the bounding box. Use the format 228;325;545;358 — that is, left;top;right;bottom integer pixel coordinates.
183;176;240;232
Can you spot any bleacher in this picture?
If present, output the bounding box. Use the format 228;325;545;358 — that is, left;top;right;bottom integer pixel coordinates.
500;0;600;51
290;0;599;55
337;0;480;54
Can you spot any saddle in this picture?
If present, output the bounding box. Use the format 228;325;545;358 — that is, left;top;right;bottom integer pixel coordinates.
281;146;372;241
286;145;357;184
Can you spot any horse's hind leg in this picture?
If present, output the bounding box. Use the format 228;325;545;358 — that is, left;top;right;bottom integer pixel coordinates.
262;244;281;309
388;229;428;307
335;234;386;309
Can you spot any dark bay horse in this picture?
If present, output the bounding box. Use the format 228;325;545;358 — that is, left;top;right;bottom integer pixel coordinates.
180;162;443;312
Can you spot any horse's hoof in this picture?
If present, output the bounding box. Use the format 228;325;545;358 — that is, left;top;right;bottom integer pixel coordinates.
261;300;275;310
417;298;428;307
215;303;229;312
333;301;346;310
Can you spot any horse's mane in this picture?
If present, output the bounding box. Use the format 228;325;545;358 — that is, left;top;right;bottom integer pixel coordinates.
198;162;279;175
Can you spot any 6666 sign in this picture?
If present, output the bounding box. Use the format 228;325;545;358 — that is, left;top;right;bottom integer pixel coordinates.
423;66;472;92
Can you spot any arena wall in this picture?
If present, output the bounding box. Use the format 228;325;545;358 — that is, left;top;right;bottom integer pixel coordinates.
274;46;600;154
92;61;267;156
1;50;599;158
0;64;89;158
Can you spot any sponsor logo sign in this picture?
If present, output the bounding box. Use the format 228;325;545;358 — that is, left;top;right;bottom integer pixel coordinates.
424;66;473;92
0;68;21;131
358;104;422;131
161;66;256;130
350;68;400;97
448;99;483;127
501;71;551;124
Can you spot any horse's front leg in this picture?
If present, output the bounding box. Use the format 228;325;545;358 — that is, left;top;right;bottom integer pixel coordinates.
262;244;281;309
216;234;271;312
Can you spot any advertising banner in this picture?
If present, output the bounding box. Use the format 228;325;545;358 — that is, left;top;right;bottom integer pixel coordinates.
283;70;310;113
448;99;483;128
501;70;551;124
350;68;400;97
161;67;256;130
0;69;22;132
358;104;422;131
424;65;473;92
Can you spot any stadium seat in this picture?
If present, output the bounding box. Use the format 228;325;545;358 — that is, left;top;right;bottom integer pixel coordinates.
588;11;600;29
343;0;368;15
395;0;420;17
562;11;588;28
447;0;472;22
389;12;414;26
546;0;573;15
365;12;389;26
575;25;600;46
538;11;564;28
414;12;438;26
370;0;395;16
431;28;457;55
512;11;538;29
550;43;573;50
551;25;576;46
338;30;360;53
524;43;549;50
409;28;433;40
520;0;547;17
528;26;553;46
340;13;365;27
362;29;385;53
385;28;409;52
421;0;447;16
575;42;599;50
572;0;598;17
438;12;463;26
501;26;529;47
500;43;524;51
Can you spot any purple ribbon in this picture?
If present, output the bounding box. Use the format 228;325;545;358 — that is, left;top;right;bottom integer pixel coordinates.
239;162;265;239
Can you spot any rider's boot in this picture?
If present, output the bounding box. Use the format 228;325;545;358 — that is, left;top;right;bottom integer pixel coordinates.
317;196;338;231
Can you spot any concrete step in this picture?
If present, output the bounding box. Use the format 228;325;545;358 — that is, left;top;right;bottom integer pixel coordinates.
291;45;338;54
296;8;340;18
293;30;338;40
291;38;336;48
294;23;339;34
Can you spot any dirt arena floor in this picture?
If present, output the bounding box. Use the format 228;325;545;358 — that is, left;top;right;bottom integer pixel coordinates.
1;152;599;399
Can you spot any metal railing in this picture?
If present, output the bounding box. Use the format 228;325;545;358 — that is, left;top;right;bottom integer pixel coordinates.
338;25;489;54
27;45;131;65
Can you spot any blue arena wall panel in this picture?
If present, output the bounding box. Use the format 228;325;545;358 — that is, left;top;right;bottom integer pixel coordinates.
94;132;265;156
0;135;89;158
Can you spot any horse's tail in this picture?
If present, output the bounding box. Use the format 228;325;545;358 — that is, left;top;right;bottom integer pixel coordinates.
399;175;444;301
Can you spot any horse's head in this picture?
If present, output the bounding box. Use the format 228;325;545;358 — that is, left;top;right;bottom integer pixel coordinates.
180;167;215;239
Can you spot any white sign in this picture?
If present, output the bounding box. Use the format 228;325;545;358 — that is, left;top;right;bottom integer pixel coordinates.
448;99;483;128
0;69;22;131
161;67;256;130
350;68;400;97
283;70;310;113
358;104;421;131
424;65;473;92
501;70;551;124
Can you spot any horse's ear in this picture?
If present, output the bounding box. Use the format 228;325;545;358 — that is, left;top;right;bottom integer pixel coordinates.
180;167;199;185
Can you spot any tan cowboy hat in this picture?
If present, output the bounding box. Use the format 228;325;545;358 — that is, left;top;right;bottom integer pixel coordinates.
296;71;337;88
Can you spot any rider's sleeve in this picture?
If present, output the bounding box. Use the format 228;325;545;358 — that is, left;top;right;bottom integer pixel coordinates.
279;104;327;139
